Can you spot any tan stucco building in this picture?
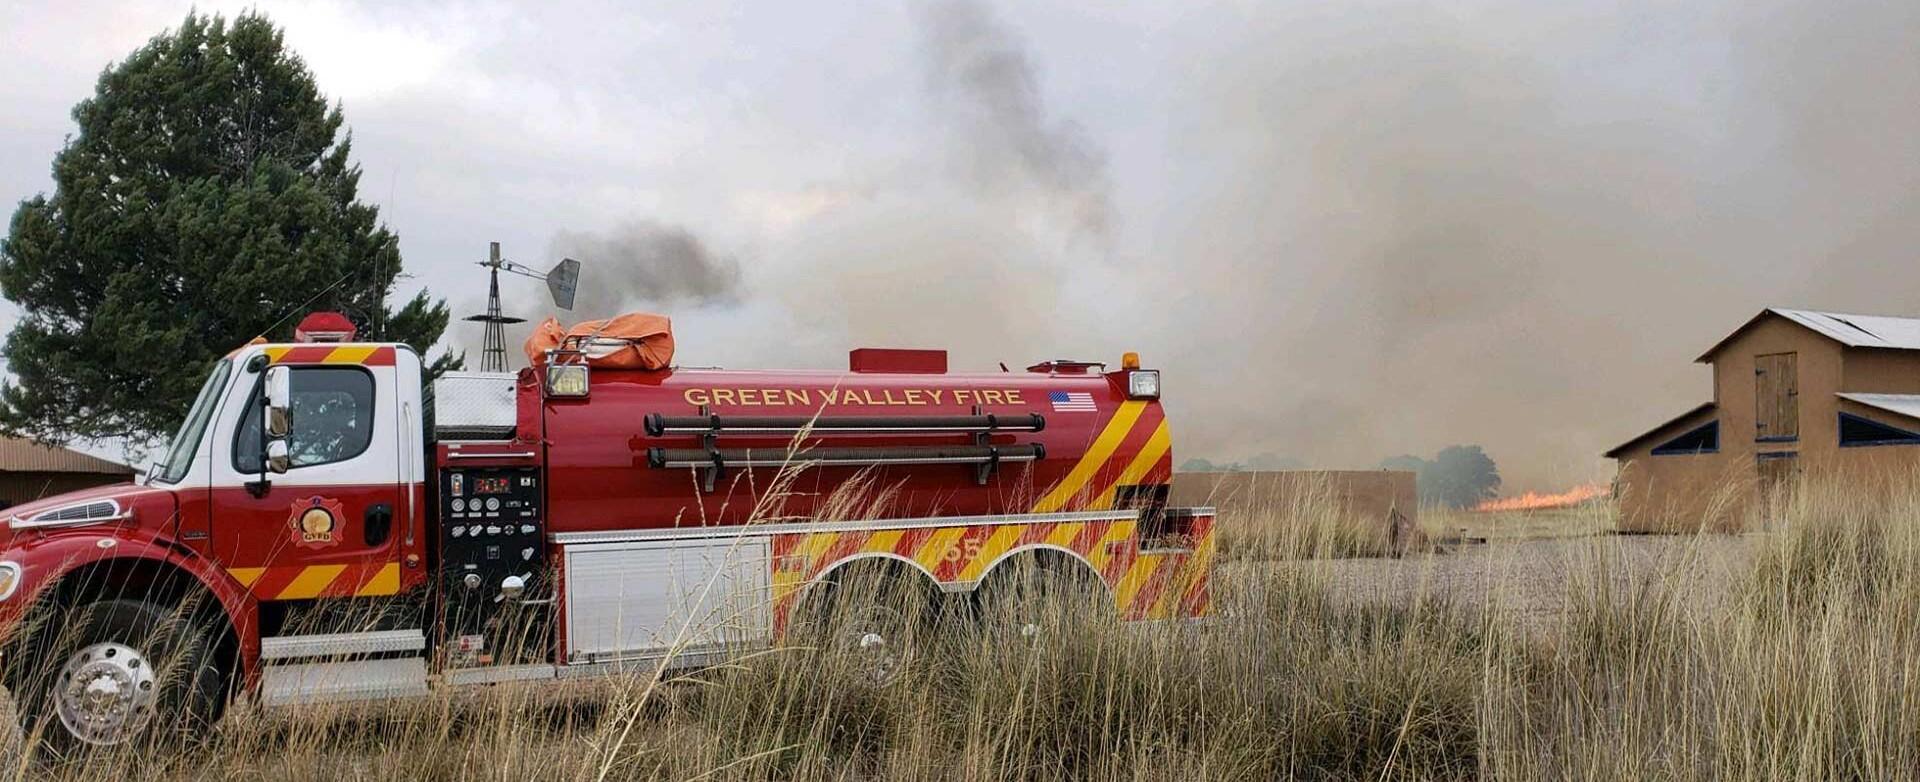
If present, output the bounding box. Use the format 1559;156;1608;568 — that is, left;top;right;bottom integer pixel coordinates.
1609;308;1920;531
0;437;133;509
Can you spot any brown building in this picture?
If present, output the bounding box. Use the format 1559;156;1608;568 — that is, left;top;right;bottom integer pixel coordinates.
0;438;134;509
1170;469;1419;554
1609;308;1920;531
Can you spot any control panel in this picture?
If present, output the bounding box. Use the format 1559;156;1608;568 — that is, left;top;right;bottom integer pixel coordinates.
439;466;545;665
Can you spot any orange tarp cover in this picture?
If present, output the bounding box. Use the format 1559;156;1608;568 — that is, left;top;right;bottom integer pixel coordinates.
524;312;674;370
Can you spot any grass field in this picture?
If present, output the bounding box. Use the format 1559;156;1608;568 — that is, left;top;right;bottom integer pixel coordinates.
5;478;1918;780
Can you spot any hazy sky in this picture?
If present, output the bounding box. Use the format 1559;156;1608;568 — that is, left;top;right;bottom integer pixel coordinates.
6;0;1920;491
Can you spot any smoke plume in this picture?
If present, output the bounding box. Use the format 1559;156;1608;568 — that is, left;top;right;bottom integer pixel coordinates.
547;221;741;312
918;0;1112;243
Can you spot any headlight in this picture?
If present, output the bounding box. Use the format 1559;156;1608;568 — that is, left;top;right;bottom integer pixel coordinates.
0;562;21;602
545;364;590;397
1127;370;1160;399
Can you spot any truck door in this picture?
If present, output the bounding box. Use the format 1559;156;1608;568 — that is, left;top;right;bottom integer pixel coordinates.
208;348;411;605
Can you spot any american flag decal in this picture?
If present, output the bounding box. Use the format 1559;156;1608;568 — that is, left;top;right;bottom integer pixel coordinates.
1049;390;1096;412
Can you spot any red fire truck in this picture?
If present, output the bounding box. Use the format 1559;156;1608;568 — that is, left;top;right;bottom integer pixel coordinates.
0;315;1213;750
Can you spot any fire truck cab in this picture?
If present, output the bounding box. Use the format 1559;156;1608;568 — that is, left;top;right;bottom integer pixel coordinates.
0;324;1213;751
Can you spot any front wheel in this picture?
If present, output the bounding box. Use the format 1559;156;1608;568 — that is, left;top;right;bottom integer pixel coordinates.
792;567;935;687
14;598;227;756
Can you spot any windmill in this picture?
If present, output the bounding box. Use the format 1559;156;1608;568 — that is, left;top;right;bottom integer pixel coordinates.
465;242;583;372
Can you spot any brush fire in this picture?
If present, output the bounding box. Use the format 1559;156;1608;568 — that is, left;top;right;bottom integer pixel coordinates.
1473;482;1611;513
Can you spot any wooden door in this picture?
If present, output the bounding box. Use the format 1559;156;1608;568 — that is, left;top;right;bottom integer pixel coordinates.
1757;453;1798;522
1754;352;1799;441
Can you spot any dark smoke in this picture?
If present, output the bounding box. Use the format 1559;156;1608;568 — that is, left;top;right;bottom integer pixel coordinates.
918;0;1112;242
547;220;742;312
761;0;1114;369
448;221;741;363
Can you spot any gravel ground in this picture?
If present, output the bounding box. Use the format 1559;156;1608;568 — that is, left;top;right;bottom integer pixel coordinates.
1225;533;1763;636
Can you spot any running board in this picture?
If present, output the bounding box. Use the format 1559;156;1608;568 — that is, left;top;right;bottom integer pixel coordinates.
261;629;424;661
261;657;429;706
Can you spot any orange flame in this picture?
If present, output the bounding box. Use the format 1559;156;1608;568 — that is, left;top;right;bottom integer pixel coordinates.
1474;482;1610;513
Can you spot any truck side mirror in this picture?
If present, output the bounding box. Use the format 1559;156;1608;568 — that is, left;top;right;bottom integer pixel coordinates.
264;365;291;439
265;439;291;475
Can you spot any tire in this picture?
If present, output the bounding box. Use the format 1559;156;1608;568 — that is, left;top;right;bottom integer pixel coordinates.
792;566;934;687
12;598;227;757
973;559;1111;642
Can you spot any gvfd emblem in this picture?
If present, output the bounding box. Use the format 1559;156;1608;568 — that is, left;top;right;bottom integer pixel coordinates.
289;496;346;549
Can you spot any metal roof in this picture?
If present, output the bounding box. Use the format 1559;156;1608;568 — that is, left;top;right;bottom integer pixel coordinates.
1837;393;1920;423
1605;402;1717;459
1698;308;1920;362
0;438;133;474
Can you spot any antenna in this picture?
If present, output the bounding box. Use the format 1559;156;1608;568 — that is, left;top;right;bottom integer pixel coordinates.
464;241;582;372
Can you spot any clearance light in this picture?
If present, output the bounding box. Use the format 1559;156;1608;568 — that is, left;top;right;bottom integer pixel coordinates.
1128;369;1160;399
0;562;20;601
545;364;590;398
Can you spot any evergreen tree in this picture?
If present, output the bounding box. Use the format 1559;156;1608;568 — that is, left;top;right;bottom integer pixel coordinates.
0;12;457;442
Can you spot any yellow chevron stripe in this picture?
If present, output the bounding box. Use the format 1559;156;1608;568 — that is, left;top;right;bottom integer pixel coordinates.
1091;420;1172;509
1031;401;1148;513
354;563;401;596
1113;555;1159;611
276;564;348;600
914;526;968;570
1151;559;1183;619
958;524;1023;582
800;532;840;566
261;345;384;364
863;529;905;555
227;567;266;589
325;345;378;364
1085;520;1136;573
770;567;807;601
1044;522;1085;549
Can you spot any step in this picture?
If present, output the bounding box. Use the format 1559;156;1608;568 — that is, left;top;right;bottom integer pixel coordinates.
261;657;429;707
444;664;556;686
261;629;424;661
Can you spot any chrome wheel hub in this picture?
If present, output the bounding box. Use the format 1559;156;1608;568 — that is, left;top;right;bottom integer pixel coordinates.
55;641;156;746
850;628;901;685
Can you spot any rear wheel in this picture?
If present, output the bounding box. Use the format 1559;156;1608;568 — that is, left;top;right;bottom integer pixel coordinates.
14;598;227;756
974;559;1111;642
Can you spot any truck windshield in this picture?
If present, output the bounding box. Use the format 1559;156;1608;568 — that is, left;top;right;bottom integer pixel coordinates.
153;359;233;484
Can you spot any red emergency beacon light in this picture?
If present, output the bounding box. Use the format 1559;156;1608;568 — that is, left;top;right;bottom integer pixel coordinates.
294;311;357;343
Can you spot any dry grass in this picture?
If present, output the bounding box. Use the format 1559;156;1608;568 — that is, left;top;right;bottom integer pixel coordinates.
8;474;1920;779
1211;472;1411;560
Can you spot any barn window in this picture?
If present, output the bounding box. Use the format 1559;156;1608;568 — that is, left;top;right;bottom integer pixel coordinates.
1837;413;1920;447
1651;420;1719;455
